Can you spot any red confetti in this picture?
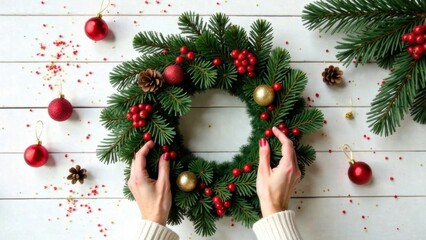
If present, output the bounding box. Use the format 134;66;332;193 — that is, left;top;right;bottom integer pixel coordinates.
325;49;329;53
26;124;30;127
390;177;394;181
315;93;320;98
328;149;332;153
399;156;403;160
342;210;346;214
349;199;353;203
362;215;365;219
394;195;398;199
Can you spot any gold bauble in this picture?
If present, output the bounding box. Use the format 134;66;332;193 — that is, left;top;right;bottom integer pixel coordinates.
176;171;197;192
253;84;275;106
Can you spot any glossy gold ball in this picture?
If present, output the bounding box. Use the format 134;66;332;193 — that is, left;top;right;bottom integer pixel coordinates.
176;171;198;192
253;84;275;106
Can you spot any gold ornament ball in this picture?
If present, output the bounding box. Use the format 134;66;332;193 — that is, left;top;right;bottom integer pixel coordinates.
253;85;275;106
176;171;198;192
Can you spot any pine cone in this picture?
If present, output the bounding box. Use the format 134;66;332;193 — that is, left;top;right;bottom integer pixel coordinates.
67;165;87;184
138;69;165;93
322;65;343;85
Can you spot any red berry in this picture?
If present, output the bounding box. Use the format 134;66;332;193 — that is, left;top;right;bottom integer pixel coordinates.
406;33;415;44
413;45;423;55
246;65;255;72
232;168;241;177
162;49;168;54
126;112;133;120
413;53;422;60
408;46;414;54
130;106;139;114
161;145;169;152
247;71;255;78
216;208;225;217
241;59;249;66
249;57;257;65
138;103;146;110
169;151;177;159
186;51;195;61
402;34;409;43
247;53;254;59
227;183;236;192
291;128;301;136
423;43;426;53
212;58;222;66
242;164;252;173
264;128;273;138
132;121;139;128
138;119;147;127
413;25;424;35
237;66;246;74
234;59;242;67
238;52;246;60
132;114;141;122
214;202;223;209
278;123;286;130
272;82;283;91
212;195;221;204
223;200;232;208
204;188;213;196
282;128;289;136
267;105;275;111
143;132;152;141
175;55;185;64
199;182;206;189
139;110;149;119
241;49;249;56
260;112;269;121
144;104;153;113
180;46;189;54
230;50;240;59
416;35;425;44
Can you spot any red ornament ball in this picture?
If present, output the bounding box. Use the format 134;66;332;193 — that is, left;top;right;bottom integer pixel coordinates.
84;16;109;41
227;183;236;192
163;64;184;85
24;143;49;167
232;168;241;177
242;164;252;173
348;161;373;185
48;96;73;121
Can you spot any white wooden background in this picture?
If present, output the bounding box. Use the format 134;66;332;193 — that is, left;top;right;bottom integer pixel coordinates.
1;1;425;239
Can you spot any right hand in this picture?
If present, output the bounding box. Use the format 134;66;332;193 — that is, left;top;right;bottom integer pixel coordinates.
256;127;302;217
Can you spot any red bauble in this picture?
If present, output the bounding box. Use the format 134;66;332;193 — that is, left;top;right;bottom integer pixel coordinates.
204;187;213;196
232;168;241;177
84;16;109;41
264;128;273;138
24;143;49;167
348;161;373;185
227;183;236;192
143;132;152;141
163;64;184;85
48;95;73;121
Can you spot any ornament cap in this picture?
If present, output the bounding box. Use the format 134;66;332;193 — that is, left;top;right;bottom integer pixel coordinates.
96;13;103;18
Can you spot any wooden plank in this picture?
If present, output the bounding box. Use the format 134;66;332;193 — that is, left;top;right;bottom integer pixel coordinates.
0;16;342;62
0;197;424;240
1;152;424;198
0;0;308;16
0;62;388;108
1;107;425;153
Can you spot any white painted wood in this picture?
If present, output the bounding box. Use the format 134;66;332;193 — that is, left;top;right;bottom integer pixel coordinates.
0;0;425;239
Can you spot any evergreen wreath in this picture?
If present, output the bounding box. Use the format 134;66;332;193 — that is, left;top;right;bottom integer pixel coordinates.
303;0;426;136
98;12;324;236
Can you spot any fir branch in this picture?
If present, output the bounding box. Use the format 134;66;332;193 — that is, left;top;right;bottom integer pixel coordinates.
216;64;238;89
107;84;156;111
195;32;225;59
295;145;316;177
208;13;231;50
123;165;133;200
287;108;324;134
189;159;214;185
175;190;199;209
133;32;194;55
214;175;233;201
249;19;274;71
158;86;192;116
187;59;217;89
190;198;216;236
146;113;176;145
264;48;291;85
234;171;257;197
224;25;250;52
99;108;128;131
230;198;259;228
97;125;134;164
368;55;426;136
179;12;207;40
167;202;184;225
411;87;426;124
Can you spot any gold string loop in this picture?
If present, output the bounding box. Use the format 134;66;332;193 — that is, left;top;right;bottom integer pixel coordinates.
98;0;111;16
342;144;355;164
35;120;44;144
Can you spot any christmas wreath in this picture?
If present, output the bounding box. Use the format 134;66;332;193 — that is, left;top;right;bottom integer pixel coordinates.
98;12;324;236
303;0;426;136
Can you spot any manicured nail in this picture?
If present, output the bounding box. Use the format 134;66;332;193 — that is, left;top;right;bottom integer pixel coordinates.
259;138;266;147
163;152;170;161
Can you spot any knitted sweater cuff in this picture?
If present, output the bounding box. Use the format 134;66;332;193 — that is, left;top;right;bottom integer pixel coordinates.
253;210;302;240
134;220;179;240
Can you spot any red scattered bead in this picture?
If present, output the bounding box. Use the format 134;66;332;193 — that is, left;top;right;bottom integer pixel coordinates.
342;210;346;214
390;177;395;181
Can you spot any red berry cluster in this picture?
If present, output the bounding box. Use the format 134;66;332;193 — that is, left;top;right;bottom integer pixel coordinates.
160;144;177;160
277;123;300;137
230;49;257;78
175;46;196;64
402;23;426;60
126;103;153;128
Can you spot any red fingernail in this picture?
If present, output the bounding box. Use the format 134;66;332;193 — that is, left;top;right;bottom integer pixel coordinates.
163;152;170;161
259;138;266;147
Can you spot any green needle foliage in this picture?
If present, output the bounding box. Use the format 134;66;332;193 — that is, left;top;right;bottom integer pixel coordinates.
98;12;323;236
303;0;426;136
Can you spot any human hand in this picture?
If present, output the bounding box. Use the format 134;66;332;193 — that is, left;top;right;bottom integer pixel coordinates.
256;127;302;217
128;140;172;226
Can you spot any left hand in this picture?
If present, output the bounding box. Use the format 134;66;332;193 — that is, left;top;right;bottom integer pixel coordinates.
128;140;172;226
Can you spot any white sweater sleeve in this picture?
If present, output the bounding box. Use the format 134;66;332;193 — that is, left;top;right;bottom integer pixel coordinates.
134;220;179;240
252;210;302;240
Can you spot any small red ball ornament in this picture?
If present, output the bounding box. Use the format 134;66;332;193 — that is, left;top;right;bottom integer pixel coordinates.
163;64;184;85
24;143;49;167
348;161;373;185
48;95;73;121
84;16;109;41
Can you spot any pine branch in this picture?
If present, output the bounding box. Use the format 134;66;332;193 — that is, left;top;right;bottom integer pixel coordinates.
264;48;291;85
157;86;192;116
97;125;134;164
208;13;231;51
287;108;324;134
123;165;133;200
179;12;207;40
189;159;214;185
230;197;259;228
167;202;184;225
295;145;316;178
214;175;233;201
146;113;176;145
302;0;426;34
187;59;217;89
249;19;274;71
224;25;250;52
99;108;128;131
368;55;426;136
410;87;426;124
107;84;156;111
175;190;199;209
195;32;224;59
216;64;238;89
234;171;257;197
133;32;194;55
190;198;216;236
